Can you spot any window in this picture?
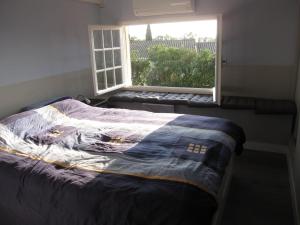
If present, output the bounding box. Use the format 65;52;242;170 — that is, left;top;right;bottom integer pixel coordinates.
128;20;217;89
89;16;222;103
89;26;131;95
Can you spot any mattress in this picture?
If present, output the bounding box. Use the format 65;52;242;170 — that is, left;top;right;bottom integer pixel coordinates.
0;99;245;225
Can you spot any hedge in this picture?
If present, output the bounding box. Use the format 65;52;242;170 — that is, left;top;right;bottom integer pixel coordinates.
131;45;215;88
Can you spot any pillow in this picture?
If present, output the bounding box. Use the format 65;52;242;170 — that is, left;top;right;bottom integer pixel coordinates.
20;96;72;112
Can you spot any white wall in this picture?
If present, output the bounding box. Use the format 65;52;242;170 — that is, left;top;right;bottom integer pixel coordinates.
99;0;299;65
0;0;101;87
99;0;300;99
0;0;102;118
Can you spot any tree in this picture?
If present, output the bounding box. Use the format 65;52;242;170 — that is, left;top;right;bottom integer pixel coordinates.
155;35;165;41
146;24;152;41
129;36;140;42
183;32;196;40
198;37;216;42
154;34;176;41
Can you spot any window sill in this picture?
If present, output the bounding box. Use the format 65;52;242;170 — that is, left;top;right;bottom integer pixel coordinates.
95;84;127;96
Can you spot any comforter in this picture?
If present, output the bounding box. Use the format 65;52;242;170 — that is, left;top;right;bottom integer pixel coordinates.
0;99;245;225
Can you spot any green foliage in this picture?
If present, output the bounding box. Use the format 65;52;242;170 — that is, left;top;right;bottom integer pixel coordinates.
131;45;215;88
131;51;151;86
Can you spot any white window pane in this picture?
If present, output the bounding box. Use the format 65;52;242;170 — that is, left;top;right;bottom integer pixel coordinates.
112;30;120;47
103;30;112;48
105;50;113;68
97;71;106;90
115;68;123;85
95;51;105;70
91;27;125;94
114;50;121;66
93;30;103;49
107;70;115;88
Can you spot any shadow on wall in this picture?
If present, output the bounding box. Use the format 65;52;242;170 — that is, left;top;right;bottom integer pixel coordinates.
220;0;299;100
221;65;297;100
0;69;94;119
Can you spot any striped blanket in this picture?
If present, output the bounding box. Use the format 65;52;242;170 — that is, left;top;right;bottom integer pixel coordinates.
0;99;245;225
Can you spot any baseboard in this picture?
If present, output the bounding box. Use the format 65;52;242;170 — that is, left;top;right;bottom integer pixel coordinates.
287;143;300;225
244;141;288;154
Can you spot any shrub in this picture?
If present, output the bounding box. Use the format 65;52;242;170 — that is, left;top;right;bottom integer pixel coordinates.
130;51;151;86
131;45;215;88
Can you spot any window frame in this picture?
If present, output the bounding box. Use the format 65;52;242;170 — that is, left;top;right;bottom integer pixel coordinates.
88;25;132;96
89;14;222;105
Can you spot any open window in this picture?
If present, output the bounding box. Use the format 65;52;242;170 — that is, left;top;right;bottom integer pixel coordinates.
89;26;131;95
89;16;222;104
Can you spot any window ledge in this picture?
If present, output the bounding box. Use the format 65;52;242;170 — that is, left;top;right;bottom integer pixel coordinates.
108;90;217;107
123;86;214;95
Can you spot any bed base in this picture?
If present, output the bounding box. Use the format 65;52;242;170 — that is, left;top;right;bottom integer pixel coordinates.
211;154;235;225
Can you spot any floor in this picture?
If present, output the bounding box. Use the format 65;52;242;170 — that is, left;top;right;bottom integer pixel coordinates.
221;150;294;225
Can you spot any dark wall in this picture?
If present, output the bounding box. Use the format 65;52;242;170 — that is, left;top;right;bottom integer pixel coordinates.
292;1;300;221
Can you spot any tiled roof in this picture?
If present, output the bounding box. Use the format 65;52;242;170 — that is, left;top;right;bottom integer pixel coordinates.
130;40;216;59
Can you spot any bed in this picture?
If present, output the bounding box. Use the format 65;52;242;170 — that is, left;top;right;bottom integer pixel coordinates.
0;99;245;225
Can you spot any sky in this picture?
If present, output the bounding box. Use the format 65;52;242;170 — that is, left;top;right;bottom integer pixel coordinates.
128;20;217;40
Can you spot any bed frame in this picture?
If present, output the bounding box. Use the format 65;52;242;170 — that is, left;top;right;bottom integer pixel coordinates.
211;154;235;225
